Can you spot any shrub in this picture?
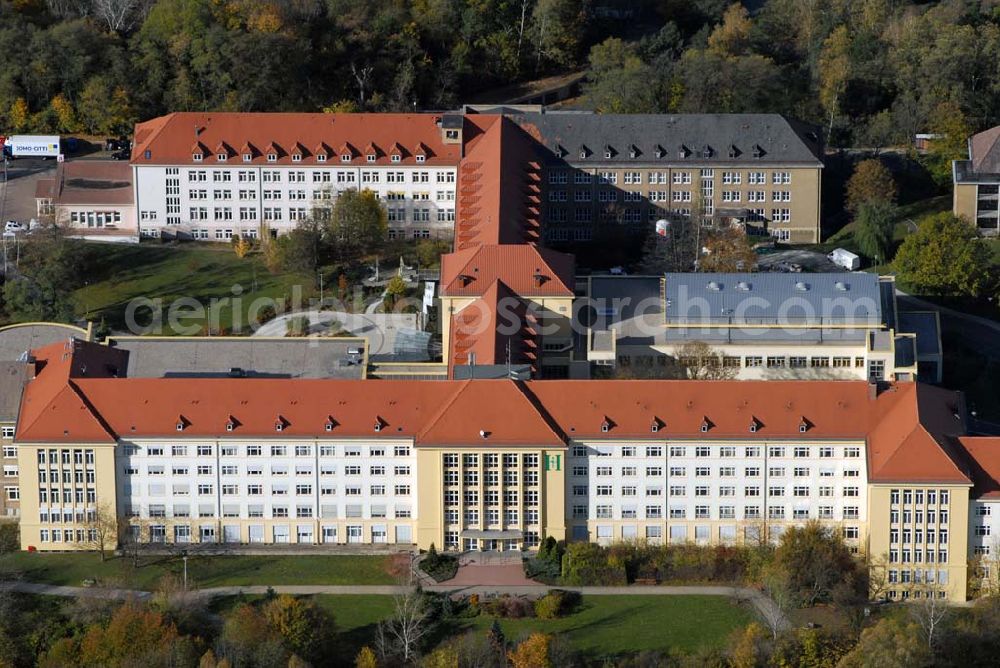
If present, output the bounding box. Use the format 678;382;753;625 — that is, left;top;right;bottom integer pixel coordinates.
485;595;534;619
534;590;580;619
561;542;628;586
256;304;277;325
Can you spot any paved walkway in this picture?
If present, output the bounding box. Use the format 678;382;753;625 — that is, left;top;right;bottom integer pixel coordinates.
251;309;416;355
1;581;789;631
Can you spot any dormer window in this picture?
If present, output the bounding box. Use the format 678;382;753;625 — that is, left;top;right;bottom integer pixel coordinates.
749;418;761;433
317;153;326;163
700;418;711;433
629;145;640;159
702;144;713;158
242;153;252;162
604;150;613;159
341;153;351;163
374;422;382;432
655;145;665;159
650;423;659;433
193;153;203;162
390;154;401;163
445;129;459;140
292;154;302;163
579;150;587;159
416;154;426;163
217;153;227;161
175;422;185;432
798;417;810;433
324;421;334;432
226;421;235;432
601;422;610;433
267;153;277;163
367;154;377;163
275;422;284;432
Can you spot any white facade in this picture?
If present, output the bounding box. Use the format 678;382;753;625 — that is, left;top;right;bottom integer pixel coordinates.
133;165;458;241
567;439;867;551
117;438;417;545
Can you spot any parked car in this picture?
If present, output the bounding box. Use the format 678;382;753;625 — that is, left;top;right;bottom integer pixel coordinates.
4;221;23;233
111;149;130;160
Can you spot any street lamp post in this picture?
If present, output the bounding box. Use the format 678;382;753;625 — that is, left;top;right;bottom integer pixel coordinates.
182;551;188;590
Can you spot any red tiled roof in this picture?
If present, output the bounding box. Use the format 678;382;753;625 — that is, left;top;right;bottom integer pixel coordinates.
440;244;574;297
955;437;1000;499
455;115;543;249
131;112;461;167
448;280;539;373
864;383;969;483
14;341;976;485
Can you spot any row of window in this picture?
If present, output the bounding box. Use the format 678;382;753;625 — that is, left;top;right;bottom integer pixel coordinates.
889;489;951;505
570;445;862;459
123;444;411;457
575;504;860;521
125;503;410;520
890;508;949;525
889;528;949;544
447;509;537;526
579;484;861;498
548;170;793;185
129;483;411;497
582;465;860;478
443;453;539;467
127;464;411;477
444;490;539;506
184;169;455;183
35;449;96;465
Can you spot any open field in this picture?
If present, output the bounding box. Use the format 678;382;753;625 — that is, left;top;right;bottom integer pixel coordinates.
72;243;313;334
310;593;752;658
0;552;397;589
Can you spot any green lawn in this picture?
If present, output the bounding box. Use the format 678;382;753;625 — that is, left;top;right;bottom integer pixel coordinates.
73;242;314;334
310;594;750;657
0;552;396;589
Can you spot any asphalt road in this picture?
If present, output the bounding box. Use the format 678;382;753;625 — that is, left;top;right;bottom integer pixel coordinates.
0;158;56;223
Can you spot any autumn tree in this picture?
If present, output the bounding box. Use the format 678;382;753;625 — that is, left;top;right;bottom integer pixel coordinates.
355;645;378;668
817;25;851;142
698;227;757;272
49;93;79;133
707;3;753;57
837;616;932;668
773;522;862;607
263;594;336;664
214;602;288;667
51;601;199;667
893;213;991;297
9;97;30;132
846;159;897;212
508;632;552;668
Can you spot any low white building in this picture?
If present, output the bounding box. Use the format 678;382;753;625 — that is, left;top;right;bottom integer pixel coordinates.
585;273;943;383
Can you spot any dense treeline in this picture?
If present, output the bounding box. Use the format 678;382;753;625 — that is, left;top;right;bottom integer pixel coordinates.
0;0;641;136
585;0;1000;148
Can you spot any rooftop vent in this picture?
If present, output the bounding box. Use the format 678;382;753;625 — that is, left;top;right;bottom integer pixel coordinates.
707;281;721;291
834;281;848;291
736;281;751;291
794;281;809;291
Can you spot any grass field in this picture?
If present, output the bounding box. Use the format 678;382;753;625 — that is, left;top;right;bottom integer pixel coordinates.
307;594;751;658
0;552;397;589
73;243;313;334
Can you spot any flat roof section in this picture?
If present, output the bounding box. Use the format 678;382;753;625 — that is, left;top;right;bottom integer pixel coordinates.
0;324;89;362
663;273;883;327
106;337;367;379
897;312;943;357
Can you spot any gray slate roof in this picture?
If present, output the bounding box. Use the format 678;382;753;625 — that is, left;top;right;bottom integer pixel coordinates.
0;361;29;423
509;112;824;166
663;273;882;327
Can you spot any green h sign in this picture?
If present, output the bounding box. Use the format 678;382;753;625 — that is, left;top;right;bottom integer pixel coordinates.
544;454;561;472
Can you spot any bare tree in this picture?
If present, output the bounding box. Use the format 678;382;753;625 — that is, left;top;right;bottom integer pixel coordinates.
85;502;119;562
351;62;374;108
909;584;950;650
673;340;740;380
91;0;151;34
867;552;891;601
759;565;796;639
375;588;430;664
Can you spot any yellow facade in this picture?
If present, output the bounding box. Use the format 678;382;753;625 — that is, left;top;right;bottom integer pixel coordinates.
953;183;978;222
17;442;118;551
867;484;970;602
416;446;565;551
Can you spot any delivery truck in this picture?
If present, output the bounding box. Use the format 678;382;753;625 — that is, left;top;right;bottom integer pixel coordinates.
5;135;61;158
